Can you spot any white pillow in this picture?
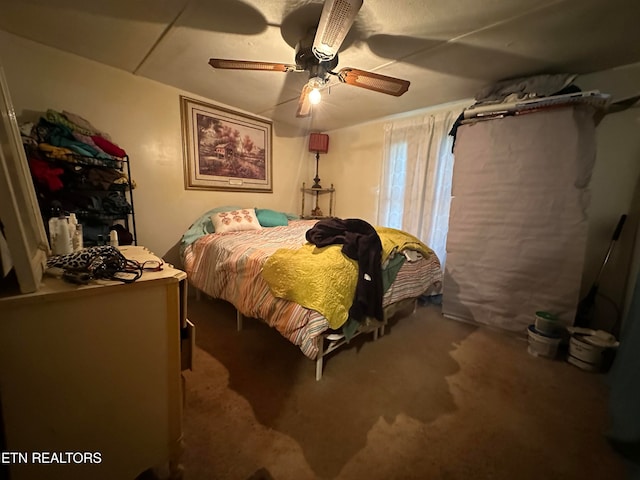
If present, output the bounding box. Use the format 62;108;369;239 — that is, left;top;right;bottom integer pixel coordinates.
211;208;262;233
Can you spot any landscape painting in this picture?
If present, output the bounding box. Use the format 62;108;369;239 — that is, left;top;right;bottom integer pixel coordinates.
180;96;272;192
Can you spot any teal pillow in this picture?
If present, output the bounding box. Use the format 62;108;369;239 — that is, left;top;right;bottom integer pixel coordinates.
255;208;289;227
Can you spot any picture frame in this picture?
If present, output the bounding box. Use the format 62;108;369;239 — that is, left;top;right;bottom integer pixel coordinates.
180;96;273;192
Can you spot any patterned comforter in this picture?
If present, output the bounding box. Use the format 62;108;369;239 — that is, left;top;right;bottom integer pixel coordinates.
183;220;442;359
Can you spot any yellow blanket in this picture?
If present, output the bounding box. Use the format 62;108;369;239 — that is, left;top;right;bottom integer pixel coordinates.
375;226;434;262
261;227;434;329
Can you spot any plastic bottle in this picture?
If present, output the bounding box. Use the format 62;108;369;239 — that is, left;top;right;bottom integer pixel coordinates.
73;224;84;251
68;212;77;234
48;208;60;253
109;229;119;247
55;211;73;255
68;213;79;251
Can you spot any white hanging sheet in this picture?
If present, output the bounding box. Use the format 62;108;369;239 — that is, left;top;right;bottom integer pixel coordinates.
443;106;596;331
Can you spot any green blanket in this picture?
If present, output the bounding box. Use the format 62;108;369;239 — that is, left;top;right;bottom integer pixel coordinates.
262;227;434;329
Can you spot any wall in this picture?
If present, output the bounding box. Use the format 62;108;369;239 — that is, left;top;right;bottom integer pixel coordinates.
579;62;640;328
313;122;386;223
0;30;308;267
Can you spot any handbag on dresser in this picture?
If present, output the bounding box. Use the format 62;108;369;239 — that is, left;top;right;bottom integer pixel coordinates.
46;245;141;284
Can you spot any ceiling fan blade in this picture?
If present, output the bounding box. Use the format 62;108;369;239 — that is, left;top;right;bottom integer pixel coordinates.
296;84;313;118
337;68;410;96
209;58;302;72
312;0;363;61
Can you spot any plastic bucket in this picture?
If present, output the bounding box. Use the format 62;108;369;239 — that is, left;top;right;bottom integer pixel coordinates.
534;311;560;335
527;325;561;359
567;333;618;372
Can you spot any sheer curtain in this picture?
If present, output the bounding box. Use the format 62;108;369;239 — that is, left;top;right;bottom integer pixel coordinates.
377;109;457;267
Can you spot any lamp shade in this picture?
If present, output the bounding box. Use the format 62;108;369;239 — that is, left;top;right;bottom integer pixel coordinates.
309;133;329;153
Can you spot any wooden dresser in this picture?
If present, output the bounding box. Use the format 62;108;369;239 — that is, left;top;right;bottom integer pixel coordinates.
0;246;191;480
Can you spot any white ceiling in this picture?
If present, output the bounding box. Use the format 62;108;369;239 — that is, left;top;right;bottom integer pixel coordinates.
0;0;639;133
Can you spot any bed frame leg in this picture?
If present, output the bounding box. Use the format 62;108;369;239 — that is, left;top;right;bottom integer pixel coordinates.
379;321;386;337
236;310;243;331
195;289;201;302
316;336;324;381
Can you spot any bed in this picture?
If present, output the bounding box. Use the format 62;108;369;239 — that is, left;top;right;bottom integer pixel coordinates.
181;207;443;379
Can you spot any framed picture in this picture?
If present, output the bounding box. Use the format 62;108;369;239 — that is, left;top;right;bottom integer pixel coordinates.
180;96;273;192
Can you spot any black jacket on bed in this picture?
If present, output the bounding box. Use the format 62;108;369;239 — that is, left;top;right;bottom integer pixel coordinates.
305;218;384;323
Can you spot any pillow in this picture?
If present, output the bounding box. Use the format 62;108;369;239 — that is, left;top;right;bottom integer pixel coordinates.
255;208;289;227
211;208;262;233
180;205;242;255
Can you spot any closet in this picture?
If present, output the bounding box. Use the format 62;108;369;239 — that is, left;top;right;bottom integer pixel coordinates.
443;105;598;331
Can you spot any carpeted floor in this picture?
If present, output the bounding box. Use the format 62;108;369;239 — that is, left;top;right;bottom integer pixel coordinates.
180;298;629;480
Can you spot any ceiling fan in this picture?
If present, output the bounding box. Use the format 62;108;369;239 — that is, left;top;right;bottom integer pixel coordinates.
208;0;410;117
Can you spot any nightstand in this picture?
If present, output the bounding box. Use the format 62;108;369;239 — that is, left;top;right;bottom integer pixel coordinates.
301;182;335;219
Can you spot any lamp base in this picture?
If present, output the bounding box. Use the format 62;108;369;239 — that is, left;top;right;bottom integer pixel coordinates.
312;151;322;189
311;152;322;188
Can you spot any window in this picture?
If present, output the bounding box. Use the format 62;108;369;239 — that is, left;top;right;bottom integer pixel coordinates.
378;109;458;268
383;140;408;229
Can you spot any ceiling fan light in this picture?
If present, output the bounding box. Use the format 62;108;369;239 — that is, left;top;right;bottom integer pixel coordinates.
312;0;363;61
309;88;322;105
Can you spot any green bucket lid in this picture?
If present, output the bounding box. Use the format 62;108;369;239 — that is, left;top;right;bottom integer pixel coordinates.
535;311;558;321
